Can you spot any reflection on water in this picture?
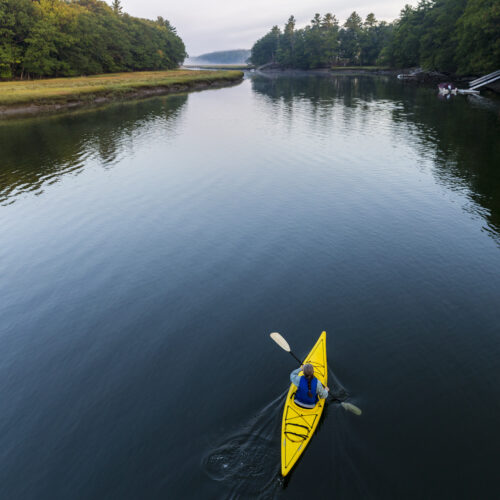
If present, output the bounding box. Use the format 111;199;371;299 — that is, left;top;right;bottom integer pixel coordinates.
1;75;500;499
2;76;499;242
392;91;500;236
0;95;187;205
251;74;500;242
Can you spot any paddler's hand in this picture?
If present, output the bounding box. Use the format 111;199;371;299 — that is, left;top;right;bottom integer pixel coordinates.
325;386;330;392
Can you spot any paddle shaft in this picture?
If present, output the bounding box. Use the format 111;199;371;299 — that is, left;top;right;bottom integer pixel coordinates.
288;351;303;366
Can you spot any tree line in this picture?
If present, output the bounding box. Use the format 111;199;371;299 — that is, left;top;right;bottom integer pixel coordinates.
250;0;500;75
0;0;186;80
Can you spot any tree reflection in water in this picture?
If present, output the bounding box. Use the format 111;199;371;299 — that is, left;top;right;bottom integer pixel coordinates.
251;73;500;242
0;94;188;205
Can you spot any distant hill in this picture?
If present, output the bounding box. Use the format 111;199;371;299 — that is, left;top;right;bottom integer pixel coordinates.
190;50;251;65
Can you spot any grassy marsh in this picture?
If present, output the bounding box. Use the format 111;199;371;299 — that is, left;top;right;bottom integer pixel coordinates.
184;64;254;70
0;70;243;107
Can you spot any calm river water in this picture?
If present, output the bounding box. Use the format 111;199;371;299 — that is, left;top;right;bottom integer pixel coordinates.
1;74;500;499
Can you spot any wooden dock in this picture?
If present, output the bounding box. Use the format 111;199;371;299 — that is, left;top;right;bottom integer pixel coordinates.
469;70;500;91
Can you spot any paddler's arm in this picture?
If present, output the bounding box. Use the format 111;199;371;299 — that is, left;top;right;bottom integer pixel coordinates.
290;367;302;387
316;382;330;399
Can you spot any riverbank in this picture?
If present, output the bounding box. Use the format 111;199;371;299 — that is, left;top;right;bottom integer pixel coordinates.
256;66;398;78
0;70;243;118
256;65;500;93
183;64;254;70
330;66;395;75
259;65;465;81
256;63;395;74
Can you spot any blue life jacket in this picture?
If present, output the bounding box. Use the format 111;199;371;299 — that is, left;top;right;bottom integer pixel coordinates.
295;376;318;408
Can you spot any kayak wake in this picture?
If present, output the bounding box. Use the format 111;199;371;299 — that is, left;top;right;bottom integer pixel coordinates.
202;391;285;499
202;343;361;496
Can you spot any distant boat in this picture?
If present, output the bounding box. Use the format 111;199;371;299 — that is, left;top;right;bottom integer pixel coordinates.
397;73;417;80
397;68;422;80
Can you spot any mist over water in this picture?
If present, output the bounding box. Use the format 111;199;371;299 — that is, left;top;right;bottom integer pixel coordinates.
1;74;500;499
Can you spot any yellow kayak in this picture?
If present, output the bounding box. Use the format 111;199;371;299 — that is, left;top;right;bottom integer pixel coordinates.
281;331;327;476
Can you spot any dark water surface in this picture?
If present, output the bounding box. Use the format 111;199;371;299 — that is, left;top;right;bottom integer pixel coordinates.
1;75;500;499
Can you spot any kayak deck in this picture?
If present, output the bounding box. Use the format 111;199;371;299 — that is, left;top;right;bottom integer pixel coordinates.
281;331;327;476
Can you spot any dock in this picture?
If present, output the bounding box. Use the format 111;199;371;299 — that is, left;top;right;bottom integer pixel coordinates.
469;70;500;91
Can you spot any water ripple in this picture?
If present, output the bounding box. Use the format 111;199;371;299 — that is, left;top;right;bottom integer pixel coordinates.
202;392;284;499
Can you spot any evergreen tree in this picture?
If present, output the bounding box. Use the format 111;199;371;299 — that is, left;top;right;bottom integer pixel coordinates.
306;14;324;68
340;12;363;64
359;14;392;66
278;15;296;67
112;0;122;15
250;26;281;66
321;13;339;66
250;3;499;74
364;13;377;28
387;4;427;68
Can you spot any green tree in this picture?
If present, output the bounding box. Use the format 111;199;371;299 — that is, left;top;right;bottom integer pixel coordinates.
386;3;427;68
455;0;500;74
251;26;281;66
359;14;392;66
305;13;324;68
365;13;377;28
277;15;296;67
23;0;78;77
0;0;186;79
250;2;499;73
419;0;467;72
112;0;122;15
339;11;363;64
0;0;36;78
321;13;339;66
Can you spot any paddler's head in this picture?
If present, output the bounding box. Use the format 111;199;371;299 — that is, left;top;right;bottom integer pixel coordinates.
303;363;314;380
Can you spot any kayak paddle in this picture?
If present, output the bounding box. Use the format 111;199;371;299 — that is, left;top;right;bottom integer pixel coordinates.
270;331;362;416
326;367;363;415
270;332;303;365
340;402;362;415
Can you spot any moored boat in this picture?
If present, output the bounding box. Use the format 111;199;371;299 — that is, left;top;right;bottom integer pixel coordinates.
438;82;458;95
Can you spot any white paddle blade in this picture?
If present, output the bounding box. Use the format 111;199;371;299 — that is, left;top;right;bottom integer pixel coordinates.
270;332;291;352
341;402;362;416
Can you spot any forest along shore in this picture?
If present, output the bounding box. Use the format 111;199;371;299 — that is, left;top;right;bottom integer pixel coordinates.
255;66;490;91
0;70;243;118
250;3;499;78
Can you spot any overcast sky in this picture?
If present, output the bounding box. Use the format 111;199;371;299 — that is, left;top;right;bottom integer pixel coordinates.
117;0;417;56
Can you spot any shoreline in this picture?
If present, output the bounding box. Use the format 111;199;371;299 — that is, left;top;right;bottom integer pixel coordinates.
183;64;254;70
257;67;397;76
256;64;468;79
0;71;243;119
255;66;500;94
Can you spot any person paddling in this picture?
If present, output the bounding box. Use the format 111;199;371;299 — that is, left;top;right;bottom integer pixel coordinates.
290;363;329;409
